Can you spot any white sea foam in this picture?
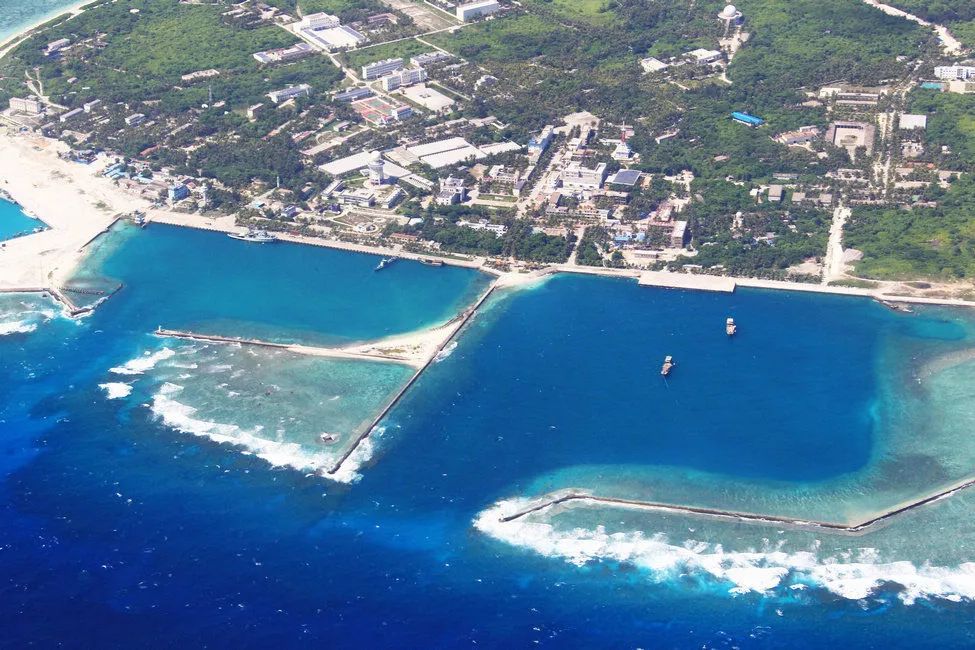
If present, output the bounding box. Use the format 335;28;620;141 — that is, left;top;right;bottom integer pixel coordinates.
474;498;975;605
434;341;458;363
110;348;176;375
149;383;359;482
0;319;38;335
99;382;133;399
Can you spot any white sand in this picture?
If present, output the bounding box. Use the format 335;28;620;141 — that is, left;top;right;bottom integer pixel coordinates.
0;130;147;290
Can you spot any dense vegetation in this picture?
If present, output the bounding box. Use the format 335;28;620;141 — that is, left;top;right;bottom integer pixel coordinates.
883;0;975;46
908;88;975;171
845;175;975;280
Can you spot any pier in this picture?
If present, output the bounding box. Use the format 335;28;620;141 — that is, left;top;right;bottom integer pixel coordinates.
327;281;499;476
498;474;975;535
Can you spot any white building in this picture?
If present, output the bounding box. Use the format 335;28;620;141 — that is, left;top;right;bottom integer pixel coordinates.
45;38;70;55
436;176;467;205
253;42;315;64
686;48;723;65
367;151;386;185
640;57;669;73
380;67;427;91
934;65;975;81
8;97;44;115
298;12;340;30
362;58;404;80
899;114;927;130
456;0;500;22
267;84;312;104
124;113;146;126
399;84;454;113
528;125;554;157
560;162;607;191
458;219;506;237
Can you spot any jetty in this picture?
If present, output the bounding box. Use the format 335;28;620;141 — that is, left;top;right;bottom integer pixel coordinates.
327;281;499;476
497;472;975;535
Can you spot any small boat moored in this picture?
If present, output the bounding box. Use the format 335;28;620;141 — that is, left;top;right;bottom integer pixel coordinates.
661;355;675;376
419;258;444;267
228;228;277;243
319;432;340;445
726;317;737;336
375;256;398;271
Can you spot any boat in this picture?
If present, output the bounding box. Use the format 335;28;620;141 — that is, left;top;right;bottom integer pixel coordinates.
661;355;675;376
726;317;737;336
228;229;277;243
319;432;340;445
419;258;444;267
375;257;397;271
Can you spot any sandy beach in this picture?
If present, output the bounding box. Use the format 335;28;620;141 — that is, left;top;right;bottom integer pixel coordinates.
0;130;146;290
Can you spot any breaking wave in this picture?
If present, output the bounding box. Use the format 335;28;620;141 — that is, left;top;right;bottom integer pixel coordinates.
99;382;133;399
474;497;975;605
0;319;38;336
110;348;176;375
149;382;367;483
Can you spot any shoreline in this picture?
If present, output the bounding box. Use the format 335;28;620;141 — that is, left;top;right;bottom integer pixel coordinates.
0;0;92;62
3;128;975;310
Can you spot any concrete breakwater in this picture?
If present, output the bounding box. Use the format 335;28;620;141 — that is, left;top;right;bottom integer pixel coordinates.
498;475;975;535
327;281;499;476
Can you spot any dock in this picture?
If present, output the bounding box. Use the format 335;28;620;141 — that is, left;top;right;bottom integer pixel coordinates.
638;271;737;293
327;281;499;476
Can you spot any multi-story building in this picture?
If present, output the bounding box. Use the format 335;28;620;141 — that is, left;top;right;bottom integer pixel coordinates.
560;162;608;191
380;67;427;91
527;125;554;157
8;97;44;115
333;87;375;103
267;84;312;104
168;183;190;202
298;12;340;30
456;0;501;22
362;58;404;80
410;51;452;67
934;65;975;81
435;176;467;206
124;113;146;126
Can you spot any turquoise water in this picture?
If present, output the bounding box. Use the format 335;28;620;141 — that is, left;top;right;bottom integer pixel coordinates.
73;222;491;345
0;198;46;242
0;0;79;42
4;224;975;645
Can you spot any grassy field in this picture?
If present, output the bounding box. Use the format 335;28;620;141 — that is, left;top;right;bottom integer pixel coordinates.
522;0;616;26
342;38;431;70
426;13;572;62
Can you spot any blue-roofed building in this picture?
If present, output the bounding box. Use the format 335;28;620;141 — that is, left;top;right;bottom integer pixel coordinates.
731;111;764;127
168;183;190;202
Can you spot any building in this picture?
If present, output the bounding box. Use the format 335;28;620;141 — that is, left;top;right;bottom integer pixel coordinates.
527;125;554;158
253;42;315;64
333;87;374;103
297;12;340;29
934;65;975;81
731;111;764;127
267;84;312;104
83;99;101;113
560;162;608;191
305;24;366;51
767;185;784;202
59;107;83;123
168;183;190;202
436;176;467;206
124;113;146;126
336;187;376;207
818;85;887;106
687;48;723;65
458;219;506;237
607;169;642;187
826;121;876;156
8;97;44;115
367;151;386;185
401;84;455;113
380;67;427;91
947;80;975;94
180;69;220;83
718;4;743;34
774;126;820;145
899;114;927;130
411;51;452;67
45;38;70;55
362;57;404;80
456;0;501;22
246;103;264;120
671;221;689;247
612;139;634;161
640;57;669;73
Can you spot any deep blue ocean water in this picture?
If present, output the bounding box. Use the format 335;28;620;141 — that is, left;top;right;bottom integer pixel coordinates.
0;198;46;242
3;226;975;647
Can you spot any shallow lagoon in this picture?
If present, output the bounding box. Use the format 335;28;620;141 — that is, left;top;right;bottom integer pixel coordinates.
0;198;46;242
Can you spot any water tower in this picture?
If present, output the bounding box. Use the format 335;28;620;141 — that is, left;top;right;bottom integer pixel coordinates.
367;151;386;186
